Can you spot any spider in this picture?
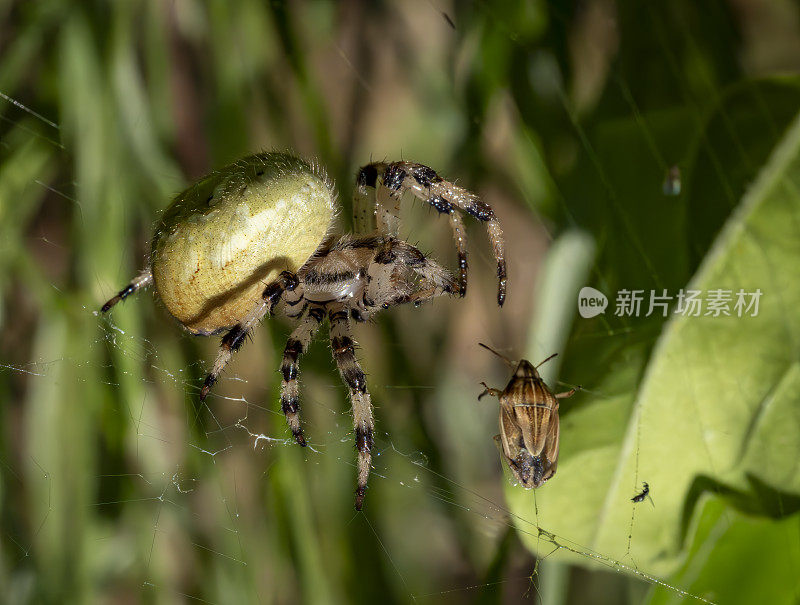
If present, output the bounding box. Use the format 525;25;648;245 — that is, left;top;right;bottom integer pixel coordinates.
100;152;507;510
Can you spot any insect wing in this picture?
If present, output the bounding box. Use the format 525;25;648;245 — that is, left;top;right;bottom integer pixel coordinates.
510;378;557;458
498;402;525;462
497;404;538;487
539;405;560;482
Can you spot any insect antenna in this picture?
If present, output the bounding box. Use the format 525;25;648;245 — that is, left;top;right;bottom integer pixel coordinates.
478;342;516;368
535;353;558;369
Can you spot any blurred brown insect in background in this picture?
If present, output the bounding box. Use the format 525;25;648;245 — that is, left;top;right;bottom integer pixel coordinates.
478;343;579;488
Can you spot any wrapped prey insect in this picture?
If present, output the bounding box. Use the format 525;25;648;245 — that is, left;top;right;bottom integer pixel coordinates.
478;343;579;488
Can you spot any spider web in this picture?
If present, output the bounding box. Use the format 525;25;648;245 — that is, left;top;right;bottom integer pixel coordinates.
3;311;717;604
2;1;799;603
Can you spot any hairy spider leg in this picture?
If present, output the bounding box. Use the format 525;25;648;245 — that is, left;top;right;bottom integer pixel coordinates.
199;271;299;400
447;211;469;297
354;163;399;235
353;165;377;234
279;304;325;446
328;303;373;510
356;161;507;305
100;269;153;312
279;277;307;319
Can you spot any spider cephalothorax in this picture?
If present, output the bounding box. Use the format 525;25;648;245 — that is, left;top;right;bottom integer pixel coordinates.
101;151;507;510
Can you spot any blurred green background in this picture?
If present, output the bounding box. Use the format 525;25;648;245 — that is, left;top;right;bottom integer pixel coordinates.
1;1;800;603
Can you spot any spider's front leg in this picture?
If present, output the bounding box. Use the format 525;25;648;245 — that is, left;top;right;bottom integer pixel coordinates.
356;161;507;305
200;270;299;400
328;303;374;510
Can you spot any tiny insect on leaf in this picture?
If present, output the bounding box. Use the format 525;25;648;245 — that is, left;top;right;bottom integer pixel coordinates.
632;482;650;503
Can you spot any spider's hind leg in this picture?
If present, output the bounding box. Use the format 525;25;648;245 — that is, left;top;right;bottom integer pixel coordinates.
328;304;374;510
100;269;153;312
279;304;324;446
199;271;299;400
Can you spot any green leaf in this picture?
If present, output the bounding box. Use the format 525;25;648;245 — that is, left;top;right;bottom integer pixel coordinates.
507;106;800;580
646;498;800;605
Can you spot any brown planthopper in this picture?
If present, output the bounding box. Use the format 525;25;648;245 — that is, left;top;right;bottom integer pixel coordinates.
478;343;579;488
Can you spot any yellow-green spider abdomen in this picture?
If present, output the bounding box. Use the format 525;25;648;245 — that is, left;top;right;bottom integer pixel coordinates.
150;152;336;335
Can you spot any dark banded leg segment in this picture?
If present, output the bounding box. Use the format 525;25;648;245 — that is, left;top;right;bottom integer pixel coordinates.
328;304;373;510
356;160;508;305
277;280;307;319
279;304;324;446
386;161;506;305
200;271;299;400
448;211;469;298
100;269;152;312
